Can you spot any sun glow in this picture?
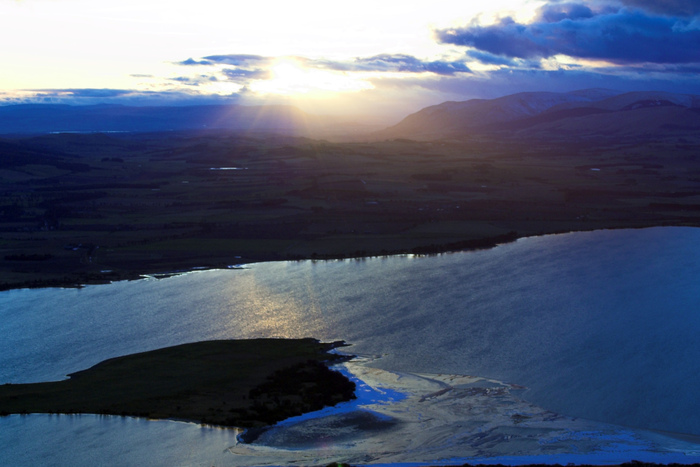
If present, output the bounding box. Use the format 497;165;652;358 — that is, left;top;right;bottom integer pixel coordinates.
249;59;373;96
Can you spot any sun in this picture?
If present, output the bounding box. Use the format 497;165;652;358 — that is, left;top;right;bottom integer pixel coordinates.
272;61;306;86
249;59;372;96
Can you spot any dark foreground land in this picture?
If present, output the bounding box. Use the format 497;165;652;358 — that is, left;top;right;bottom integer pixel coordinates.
0;338;354;428
1;130;700;289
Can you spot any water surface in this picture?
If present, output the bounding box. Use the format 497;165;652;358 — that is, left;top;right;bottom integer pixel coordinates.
2;227;700;464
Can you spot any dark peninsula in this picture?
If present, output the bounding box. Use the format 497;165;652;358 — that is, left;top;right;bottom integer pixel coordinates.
0;338;355;428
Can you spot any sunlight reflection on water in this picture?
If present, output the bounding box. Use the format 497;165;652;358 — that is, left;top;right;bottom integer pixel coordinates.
2;227;700;465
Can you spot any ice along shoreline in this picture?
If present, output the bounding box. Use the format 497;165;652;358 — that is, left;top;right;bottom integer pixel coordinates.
229;358;700;466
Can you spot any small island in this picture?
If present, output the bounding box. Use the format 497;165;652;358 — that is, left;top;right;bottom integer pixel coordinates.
0;338;356;429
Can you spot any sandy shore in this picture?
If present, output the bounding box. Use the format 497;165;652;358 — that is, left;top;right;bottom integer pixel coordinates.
226;359;700;466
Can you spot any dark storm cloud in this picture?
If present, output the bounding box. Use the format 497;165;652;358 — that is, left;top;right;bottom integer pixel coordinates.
620;0;700;16
436;3;700;65
437;17;549;60
535;2;598;22
465;50;520;66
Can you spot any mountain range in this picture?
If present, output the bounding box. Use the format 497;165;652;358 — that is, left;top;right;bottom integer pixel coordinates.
375;89;700;141
1;89;699;141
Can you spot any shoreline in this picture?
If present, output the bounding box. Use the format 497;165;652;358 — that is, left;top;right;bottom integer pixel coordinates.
227;360;700;466
4;132;700;294
2;356;699;466
0;230;522;292
1;224;689;293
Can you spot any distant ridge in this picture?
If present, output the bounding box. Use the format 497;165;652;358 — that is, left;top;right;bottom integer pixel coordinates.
4;90;700;141
0;103;318;135
376;89;700;141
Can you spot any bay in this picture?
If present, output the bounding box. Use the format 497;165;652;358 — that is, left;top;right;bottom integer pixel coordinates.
2;227;700;464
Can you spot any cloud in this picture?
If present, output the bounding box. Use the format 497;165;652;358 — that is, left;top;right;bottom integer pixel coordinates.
221;68;272;82
435;3;700;65
169;77;202;86
324;54;471;75
35;88;135;98
535;2;598;22
201;54;274;67
309;54;471;75
7;88;243;106
465;50;526;67
177;58;214;66
620;0;700;16
181;53;470;76
168;75;221;86
370;65;700;103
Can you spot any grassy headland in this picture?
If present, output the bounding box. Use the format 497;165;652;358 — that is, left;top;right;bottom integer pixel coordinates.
1;130;700;290
0;338;355;428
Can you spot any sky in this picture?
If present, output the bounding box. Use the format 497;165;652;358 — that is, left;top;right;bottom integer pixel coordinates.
2;0;700;120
